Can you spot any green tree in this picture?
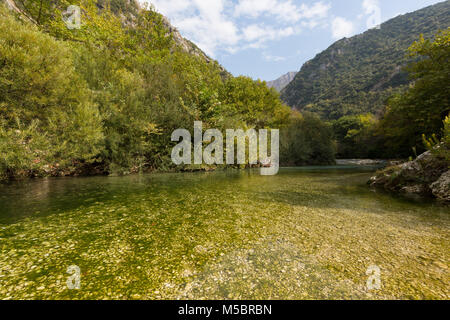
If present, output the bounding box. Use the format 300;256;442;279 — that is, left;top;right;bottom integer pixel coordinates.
332;114;379;158
379;28;450;158
219;76;291;129
0;5;103;178
281;112;336;166
0;1;335;180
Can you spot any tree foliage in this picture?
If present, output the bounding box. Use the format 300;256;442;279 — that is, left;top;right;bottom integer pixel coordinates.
0;1;335;179
281;113;336;166
0;6;103;179
281;1;450;120
378;28;450;158
331;114;381;159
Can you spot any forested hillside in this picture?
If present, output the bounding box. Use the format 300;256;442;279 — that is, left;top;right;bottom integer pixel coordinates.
330;27;449;159
281;0;450;120
0;0;336;180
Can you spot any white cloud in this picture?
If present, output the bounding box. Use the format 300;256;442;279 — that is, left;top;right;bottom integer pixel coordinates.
147;0;193;16
298;2;331;19
235;0;331;23
146;0;332;57
242;24;295;43
263;53;286;62
235;0;301;22
149;0;239;56
331;17;355;39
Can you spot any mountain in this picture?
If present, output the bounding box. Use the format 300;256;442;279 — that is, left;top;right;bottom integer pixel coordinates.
112;0;231;77
0;0;297;180
3;0;230;77
267;72;298;92
158;15;230;78
281;0;450;120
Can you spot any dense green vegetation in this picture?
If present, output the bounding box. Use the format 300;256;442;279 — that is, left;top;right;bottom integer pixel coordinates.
331;114;380;159
379;29;450;158
1;0;447;180
280;0;449;160
332;28;450;159
0;0;338;180
281;1;450;121
281;112;336;166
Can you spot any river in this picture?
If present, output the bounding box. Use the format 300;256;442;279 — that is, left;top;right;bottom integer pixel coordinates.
0;167;448;299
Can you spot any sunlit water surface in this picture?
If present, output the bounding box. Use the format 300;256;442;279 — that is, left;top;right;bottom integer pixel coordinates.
0;167;448;299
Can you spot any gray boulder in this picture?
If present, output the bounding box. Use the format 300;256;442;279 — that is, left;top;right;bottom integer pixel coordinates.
369;150;449;201
431;171;450;202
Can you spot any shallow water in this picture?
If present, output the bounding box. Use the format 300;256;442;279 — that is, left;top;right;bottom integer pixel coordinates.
0;167;448;299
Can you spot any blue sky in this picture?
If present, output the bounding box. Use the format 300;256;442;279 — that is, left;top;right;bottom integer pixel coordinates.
144;0;446;81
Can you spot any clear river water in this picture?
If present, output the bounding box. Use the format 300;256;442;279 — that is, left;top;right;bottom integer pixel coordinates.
0;167;448;299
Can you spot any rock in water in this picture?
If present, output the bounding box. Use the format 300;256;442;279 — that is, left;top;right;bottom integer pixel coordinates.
369;150;449;202
431;171;450;202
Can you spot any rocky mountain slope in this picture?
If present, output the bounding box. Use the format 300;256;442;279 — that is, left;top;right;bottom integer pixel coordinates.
158;15;229;77
119;0;229;76
267;71;298;92
281;1;450;120
3;0;230;77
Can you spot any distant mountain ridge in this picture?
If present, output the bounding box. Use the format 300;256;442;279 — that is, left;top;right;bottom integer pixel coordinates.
267;72;298;92
281;0;450;120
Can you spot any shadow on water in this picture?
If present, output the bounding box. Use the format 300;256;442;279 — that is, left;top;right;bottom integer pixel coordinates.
0;166;447;224
0;166;448;300
0;169;255;224
255;168;449;223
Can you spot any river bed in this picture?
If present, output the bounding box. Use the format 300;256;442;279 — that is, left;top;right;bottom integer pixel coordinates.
0;167;448;299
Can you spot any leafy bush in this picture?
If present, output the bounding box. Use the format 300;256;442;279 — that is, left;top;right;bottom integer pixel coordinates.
0;5;103;178
281;113;336;166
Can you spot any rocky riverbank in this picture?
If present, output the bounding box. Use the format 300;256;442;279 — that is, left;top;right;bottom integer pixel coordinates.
369;151;449;202
336;159;387;166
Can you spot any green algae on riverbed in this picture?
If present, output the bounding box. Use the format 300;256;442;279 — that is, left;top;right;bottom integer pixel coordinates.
0;168;448;299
